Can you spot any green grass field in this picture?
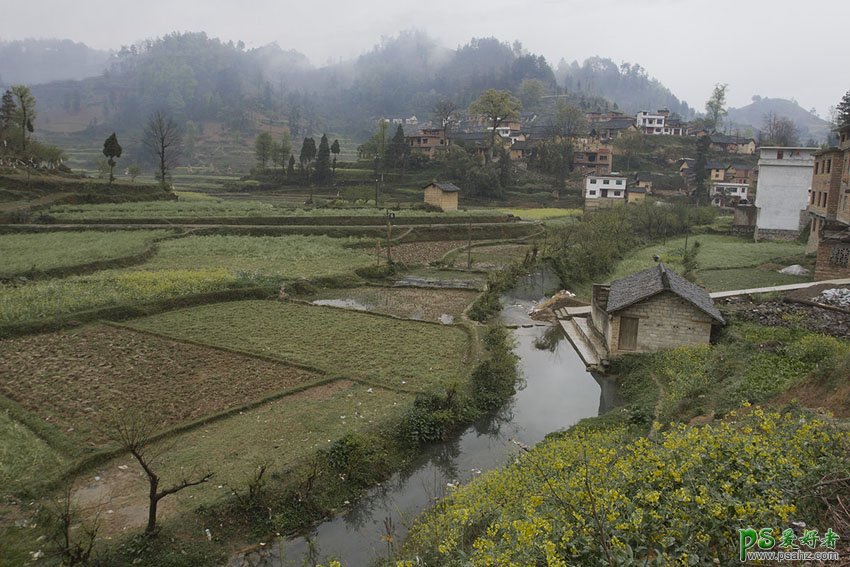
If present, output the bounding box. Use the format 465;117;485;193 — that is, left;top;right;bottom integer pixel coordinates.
605;235;809;291
44;199;501;220
126;300;472;391
0;410;68;492
138;235;376;278
0;268;239;325
500;208;581;220
111;381;413;510
0;230;173;277
696;267;810;291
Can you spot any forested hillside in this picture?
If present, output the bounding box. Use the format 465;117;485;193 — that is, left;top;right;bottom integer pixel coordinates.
556;56;694;118
19;31;692;147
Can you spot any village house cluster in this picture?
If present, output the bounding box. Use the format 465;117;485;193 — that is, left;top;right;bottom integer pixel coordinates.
395;106;760;211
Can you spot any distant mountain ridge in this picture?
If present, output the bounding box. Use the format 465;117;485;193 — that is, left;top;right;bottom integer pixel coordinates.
0;39;111;86
726;97;832;143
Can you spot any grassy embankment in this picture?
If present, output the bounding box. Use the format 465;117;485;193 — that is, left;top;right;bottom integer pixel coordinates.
0;234;377;328
398;319;850;565
394;206;837;566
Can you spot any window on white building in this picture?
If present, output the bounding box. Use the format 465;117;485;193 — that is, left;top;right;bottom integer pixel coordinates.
590;179;597;184
588;190;596;196
603;179;610;185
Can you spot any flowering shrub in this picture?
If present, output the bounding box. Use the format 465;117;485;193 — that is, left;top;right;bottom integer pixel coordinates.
399;407;848;566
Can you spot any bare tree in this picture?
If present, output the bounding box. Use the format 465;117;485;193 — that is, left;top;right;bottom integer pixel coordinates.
761;111;799;146
111;412;213;535
433;98;458;141
41;484;100;566
142;110;182;189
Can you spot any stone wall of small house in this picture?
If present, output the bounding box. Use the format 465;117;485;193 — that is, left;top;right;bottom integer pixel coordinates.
424;188;458;211
815;238;850;280
591;284;610;341
440;192;458;211
584;197;625;211
607;292;714;356
424;187;442;208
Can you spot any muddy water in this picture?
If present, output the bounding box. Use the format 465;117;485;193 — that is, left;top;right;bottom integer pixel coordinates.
231;271;619;566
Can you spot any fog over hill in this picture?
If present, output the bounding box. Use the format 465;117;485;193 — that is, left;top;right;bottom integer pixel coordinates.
0;39;111;85
726;97;833;144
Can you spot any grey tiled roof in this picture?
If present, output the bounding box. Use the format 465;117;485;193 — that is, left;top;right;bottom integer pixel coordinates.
426;182;461;193
606;263;724;323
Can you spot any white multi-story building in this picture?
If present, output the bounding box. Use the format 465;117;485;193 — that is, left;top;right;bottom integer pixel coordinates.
710;182;750;206
636;111;667;134
754;147;818;240
636;110;688;136
585;174;628;209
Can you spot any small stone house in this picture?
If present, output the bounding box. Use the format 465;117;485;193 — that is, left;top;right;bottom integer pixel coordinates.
423;182;460;211
590;263;724;357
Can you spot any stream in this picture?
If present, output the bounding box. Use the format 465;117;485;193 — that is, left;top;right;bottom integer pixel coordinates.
229;271;620;566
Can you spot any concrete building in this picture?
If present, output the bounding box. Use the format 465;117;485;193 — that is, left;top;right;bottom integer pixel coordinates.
584;173;628;209
811;125;850;278
710;182;750;207
406;128;450;159
423;182;460;211
806;146;845;253
636;110;667;134
754;146;818;241
574;146;613;175
589;263;724;358
635;110;688;136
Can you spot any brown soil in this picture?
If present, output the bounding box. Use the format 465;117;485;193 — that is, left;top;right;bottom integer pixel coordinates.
774;377;850;419
389;241;464;266
0;324;322;446
71;382;351;538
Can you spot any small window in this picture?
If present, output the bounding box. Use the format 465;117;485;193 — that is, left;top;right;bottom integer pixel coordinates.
815;162;819;175
614;191;621;197
590;179;597;184
603;179;610;185
827;159;832;174
777;150;784;159
588;190;596;196
616;180;623;185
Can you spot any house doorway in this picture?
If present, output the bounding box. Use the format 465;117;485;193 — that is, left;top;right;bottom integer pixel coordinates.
618;316;639;350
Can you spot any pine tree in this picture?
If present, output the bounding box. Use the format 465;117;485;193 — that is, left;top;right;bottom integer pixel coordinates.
315;134;331;185
102;132;123;184
836;90;850;128
0;90;16;135
386;124;409;170
287;154;296;177
331;139;340;177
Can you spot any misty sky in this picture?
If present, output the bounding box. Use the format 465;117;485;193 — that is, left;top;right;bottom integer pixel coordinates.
2;0;847;117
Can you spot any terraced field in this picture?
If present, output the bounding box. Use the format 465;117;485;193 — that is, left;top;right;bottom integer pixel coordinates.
126;300;472;391
0;324;324;446
0;229;174;277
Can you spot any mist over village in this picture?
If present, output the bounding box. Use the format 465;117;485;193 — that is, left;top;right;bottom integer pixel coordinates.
1;1;850;565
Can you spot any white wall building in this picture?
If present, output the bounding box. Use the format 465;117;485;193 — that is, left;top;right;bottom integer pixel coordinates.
585;174;628;199
710;182;750;206
636;111;667;134
754;147;817;240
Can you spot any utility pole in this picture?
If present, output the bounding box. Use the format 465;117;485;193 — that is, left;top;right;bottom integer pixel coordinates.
467;223;472;269
374;155;380;209
386;210;395;264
